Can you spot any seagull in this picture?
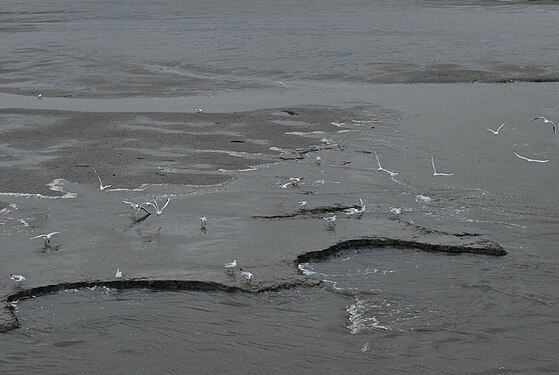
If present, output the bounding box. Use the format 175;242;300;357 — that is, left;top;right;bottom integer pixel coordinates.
10;274;26;282
143;196;170;216
239;268;253;282
375;151;398;177
532;117;556;134
30;231;60;245
487;122;505;135
289;177;303;186
225;259;237;273
344;198;365;216
298;200;307;209
431;157;454;176
94;170;112;191
115;268;122;278
324;215;337;228
195;108;203;113
274;81;288;88
513;151;549;163
123;200;151;215
316;155;322;166
390;207;402;215
199;216;207;229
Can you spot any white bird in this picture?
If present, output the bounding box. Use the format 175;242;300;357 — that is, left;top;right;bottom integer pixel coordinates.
274;81;288;88
532;117;556;134
225;259;237;272
324;215;337;228
239;268;253;282
30;231;60;245
289;177;303;186
431;157;454;176
344;198;365;216
390;207;402;215
513;151;549;163
195;108;203;113
123;200;151;215
10;274;26;282
200;216;207;229
316;154;322;166
487;122;505;135
298;200;308;209
375;151;398;177
115;268;122;278
37;94;42;99
94;170;112;191
143;196;170;216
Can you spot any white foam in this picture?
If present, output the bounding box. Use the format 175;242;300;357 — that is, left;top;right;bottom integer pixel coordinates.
346;297;391;334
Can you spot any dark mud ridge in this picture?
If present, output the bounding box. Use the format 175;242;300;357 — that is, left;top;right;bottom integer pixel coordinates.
1;278;321;333
253;204;360;219
1;236;505;333
296;236;506;264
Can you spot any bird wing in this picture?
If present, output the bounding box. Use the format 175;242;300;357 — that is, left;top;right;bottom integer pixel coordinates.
532;117;544;121
513;152;529;161
47;232;60;237
487;128;496;134
30;234;46;239
431;157;437;174
375;151;382;169
94;170;103;186
159;198;170;212
497;122;505;131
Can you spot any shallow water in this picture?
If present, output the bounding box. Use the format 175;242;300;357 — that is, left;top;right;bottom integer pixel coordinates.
1;0;559;374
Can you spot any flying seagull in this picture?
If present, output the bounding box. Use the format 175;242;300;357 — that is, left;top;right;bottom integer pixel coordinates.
30;231;60;245
513;152;549;163
123;200;151;215
532;117;556;134
375;151;398;177
431;157;454;176
94;170;112;191
143;196;170;216
487;122;505;135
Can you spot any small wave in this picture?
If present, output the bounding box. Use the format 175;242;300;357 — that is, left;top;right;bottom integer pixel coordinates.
346;297;391;334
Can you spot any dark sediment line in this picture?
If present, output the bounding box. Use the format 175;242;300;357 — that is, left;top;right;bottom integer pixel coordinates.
253;204;359;219
1;235;505;333
1;278;321;333
296;236;506;264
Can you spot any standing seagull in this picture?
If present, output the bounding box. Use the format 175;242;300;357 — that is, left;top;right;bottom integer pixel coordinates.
487;122;506;135
431;157;454;176
30;231;60;245
94;170;112;191
315;154;322;166
532;117;556;134
513;152;549;163
375;151;398;177
199;216;207;230
10;274;26;282
115;268;122;278
298;200;308;209
225;259;237;273
239;268;253;283
143;196;170;216
324;215;337;229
